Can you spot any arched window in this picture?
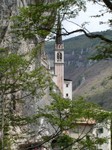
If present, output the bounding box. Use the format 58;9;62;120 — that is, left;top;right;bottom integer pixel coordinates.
57;52;62;62
60;52;62;60
57;52;60;60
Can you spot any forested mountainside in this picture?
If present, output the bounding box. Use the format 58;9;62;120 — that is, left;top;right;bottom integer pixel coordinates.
45;30;112;110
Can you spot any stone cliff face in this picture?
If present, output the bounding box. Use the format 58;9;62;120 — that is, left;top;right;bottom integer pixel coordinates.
0;1;55;149
0;0;44;116
0;0;56;56
0;0;38;52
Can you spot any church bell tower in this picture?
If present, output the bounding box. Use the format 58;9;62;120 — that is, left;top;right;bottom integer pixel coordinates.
54;15;64;94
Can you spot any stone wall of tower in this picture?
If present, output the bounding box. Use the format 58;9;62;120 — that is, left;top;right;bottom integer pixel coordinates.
55;63;64;94
54;44;64;95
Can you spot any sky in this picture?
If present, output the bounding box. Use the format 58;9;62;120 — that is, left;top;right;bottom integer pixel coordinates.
62;2;111;39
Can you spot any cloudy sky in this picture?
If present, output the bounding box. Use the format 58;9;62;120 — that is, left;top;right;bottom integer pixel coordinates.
62;2;111;39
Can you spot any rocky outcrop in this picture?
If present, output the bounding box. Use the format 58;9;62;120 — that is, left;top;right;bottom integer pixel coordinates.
0;0;38;52
0;1;56;149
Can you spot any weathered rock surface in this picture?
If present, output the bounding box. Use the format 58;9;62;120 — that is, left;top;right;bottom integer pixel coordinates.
0;1;54;149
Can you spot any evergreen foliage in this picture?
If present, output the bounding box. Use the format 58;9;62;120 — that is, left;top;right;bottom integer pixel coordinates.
0;48;50;149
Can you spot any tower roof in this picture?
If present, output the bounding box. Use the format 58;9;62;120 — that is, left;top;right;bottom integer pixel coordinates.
55;14;62;44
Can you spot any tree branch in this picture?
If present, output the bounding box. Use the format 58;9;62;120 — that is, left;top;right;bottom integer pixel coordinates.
62;28;112;43
103;0;112;11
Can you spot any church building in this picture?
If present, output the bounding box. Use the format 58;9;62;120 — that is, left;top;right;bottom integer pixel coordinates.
51;17;72;100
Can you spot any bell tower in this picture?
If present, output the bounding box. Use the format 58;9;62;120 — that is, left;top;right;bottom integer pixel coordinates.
54;15;64;94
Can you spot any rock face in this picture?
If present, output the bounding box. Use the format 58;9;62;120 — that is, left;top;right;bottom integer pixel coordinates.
0;1;55;149
0;0;56;54
0;0;43;114
0;0;37;52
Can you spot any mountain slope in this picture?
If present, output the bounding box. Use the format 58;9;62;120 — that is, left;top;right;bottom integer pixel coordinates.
73;61;112;110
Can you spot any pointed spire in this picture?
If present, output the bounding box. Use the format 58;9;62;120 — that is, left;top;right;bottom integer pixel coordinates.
56;13;62;44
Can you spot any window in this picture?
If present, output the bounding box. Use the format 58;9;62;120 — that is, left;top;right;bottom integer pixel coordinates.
57;52;60;60
66;84;68;87
60;52;62;59
57;52;62;61
97;128;103;134
66;93;68;97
